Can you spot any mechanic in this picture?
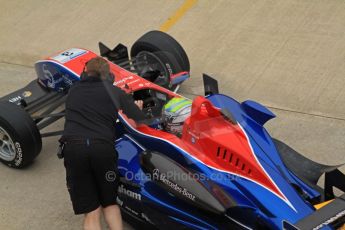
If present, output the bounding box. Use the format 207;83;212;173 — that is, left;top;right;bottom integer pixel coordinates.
60;57;146;230
162;97;192;137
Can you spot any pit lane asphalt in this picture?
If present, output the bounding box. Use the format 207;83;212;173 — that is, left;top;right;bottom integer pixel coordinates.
0;0;345;229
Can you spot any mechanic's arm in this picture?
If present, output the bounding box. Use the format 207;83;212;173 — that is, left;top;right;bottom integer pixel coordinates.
118;89;148;124
104;82;148;124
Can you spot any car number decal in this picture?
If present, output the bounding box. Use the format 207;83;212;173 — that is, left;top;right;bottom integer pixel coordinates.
52;48;87;63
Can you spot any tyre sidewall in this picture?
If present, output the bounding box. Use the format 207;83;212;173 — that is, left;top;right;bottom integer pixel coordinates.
133;43;183;73
131;31;190;72
0;102;42;168
130;31;190;90
132;44;184;89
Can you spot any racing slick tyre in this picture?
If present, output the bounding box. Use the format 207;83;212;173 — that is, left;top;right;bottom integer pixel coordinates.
131;30;190;90
0;101;42;168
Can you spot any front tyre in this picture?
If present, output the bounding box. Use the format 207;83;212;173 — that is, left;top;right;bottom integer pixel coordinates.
0;101;42;168
131;30;190;90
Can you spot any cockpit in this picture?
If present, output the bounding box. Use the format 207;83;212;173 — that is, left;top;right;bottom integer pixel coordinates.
132;88;192;137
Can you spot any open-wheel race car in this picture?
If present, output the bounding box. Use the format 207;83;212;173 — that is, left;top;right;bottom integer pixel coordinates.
0;31;344;229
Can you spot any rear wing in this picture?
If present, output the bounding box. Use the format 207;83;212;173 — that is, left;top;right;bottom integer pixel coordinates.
283;194;345;229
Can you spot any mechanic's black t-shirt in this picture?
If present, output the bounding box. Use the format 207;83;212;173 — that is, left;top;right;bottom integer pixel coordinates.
62;75;146;143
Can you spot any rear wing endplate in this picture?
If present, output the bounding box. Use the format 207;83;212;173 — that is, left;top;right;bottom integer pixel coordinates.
283;194;345;229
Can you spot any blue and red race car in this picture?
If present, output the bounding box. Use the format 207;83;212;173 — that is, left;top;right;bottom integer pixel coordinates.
0;31;344;229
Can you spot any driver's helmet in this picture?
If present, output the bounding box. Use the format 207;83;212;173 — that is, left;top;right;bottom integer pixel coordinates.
162;97;192;136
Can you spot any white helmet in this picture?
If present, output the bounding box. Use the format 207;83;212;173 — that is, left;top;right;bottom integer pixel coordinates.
162;97;192;136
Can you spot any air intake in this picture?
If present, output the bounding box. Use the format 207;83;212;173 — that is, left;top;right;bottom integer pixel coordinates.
216;147;252;175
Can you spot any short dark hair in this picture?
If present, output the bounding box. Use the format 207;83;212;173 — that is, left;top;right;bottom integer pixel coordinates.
86;57;110;78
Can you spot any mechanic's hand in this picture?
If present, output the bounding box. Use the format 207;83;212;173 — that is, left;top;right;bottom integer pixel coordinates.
135;100;143;110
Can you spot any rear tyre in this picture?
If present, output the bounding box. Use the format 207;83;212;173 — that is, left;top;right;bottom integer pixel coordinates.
0;101;42;168
131;30;190;90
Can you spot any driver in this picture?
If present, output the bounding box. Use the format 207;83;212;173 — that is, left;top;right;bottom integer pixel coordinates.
162;97;192;137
